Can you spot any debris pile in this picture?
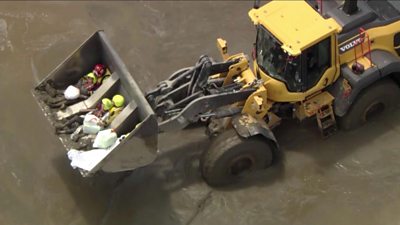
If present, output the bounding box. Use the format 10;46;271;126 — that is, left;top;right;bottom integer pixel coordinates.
35;64;128;171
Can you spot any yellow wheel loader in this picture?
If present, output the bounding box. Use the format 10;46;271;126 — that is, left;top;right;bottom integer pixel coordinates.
33;0;400;186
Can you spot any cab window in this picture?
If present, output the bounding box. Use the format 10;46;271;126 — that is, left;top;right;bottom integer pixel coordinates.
304;37;331;90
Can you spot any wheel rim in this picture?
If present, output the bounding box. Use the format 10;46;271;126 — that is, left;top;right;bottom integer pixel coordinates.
229;154;255;176
363;101;385;122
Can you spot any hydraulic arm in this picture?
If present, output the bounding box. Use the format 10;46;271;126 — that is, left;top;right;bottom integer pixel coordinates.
145;54;259;131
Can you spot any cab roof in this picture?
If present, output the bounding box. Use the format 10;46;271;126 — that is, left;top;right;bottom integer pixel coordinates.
249;0;341;56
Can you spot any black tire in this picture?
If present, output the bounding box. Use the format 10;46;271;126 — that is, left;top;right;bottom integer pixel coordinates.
200;129;273;187
339;79;400;130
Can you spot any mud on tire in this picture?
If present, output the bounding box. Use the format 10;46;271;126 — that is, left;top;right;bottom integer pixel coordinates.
339;79;400;130
200;129;273;187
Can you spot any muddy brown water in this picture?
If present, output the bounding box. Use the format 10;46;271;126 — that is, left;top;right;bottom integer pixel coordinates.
1;1;400;225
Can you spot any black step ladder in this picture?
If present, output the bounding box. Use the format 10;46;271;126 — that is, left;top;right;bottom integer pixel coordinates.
316;104;337;138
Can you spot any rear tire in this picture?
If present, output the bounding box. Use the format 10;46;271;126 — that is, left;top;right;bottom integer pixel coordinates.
200;129;273;187
339;79;400;130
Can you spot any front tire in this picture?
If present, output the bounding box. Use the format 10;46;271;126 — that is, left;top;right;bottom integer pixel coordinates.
200;129;273;187
339;79;400;130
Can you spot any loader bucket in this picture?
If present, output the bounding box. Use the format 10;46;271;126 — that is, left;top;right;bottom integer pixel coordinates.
32;31;159;176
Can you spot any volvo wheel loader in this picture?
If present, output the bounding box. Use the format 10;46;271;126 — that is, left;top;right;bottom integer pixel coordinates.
33;0;400;186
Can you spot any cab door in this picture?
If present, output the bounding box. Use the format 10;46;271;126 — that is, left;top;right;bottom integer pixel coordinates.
302;36;332;91
303;34;339;97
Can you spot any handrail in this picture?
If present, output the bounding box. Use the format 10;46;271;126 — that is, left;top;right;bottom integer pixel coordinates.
353;28;372;67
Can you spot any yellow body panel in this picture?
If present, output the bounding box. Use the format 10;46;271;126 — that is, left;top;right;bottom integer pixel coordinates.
222;53;251;86
294;91;335;120
242;85;269;120
339;20;400;64
216;38;229;61
249;0;341;56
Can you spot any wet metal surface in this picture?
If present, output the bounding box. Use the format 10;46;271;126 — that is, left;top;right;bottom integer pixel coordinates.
1;1;400;225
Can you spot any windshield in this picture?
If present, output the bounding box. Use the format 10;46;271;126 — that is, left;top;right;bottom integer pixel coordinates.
256;26;303;92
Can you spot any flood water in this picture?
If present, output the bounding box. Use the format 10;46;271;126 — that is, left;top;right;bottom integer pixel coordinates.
1;1;400;225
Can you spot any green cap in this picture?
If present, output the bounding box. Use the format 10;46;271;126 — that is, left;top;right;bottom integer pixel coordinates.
102;98;113;110
86;72;97;83
112;94;125;107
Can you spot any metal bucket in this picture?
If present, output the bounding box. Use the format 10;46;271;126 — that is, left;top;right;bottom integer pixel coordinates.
32;31;159;176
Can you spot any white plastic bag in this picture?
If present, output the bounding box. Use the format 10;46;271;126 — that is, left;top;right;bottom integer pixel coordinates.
64;85;80;100
93;129;117;149
67;149;109;171
67;136;123;171
82;113;102;134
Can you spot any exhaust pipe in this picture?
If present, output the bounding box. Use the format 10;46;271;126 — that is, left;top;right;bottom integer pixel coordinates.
254;0;260;9
343;0;358;15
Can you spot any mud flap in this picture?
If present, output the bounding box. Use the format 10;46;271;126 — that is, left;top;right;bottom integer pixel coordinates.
231;114;279;150
32;31;159;175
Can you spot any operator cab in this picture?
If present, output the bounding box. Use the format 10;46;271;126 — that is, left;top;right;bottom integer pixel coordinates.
256;25;332;92
249;0;341;102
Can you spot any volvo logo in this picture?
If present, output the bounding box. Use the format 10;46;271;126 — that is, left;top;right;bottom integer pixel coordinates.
339;34;365;54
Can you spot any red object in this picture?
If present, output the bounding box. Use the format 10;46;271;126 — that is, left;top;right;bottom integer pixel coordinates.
83;79;95;92
252;43;256;60
352;62;365;74
353;28;372;66
343;88;351;98
359;28;372;63
342;80;352;98
316;0;323;14
354;42;358;64
93;64;105;78
93;102;106;118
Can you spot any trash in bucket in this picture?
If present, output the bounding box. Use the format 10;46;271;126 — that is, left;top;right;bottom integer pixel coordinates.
82;114;102;134
64;85;81;100
93;129;117;149
67;134;126;171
